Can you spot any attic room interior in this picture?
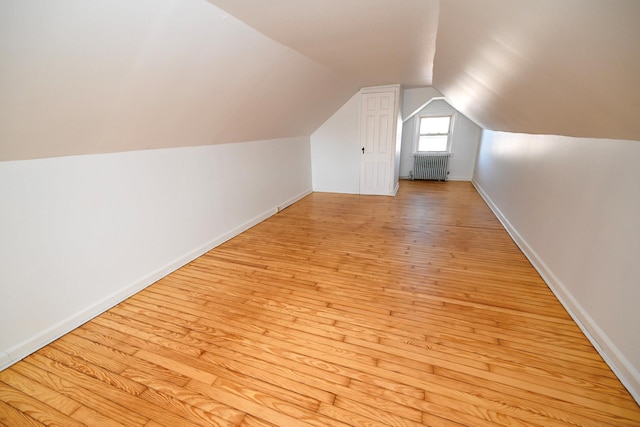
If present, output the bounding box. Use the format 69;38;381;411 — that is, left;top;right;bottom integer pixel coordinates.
1;0;639;425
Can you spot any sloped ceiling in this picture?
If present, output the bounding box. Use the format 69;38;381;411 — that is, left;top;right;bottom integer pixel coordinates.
434;0;640;141
207;0;439;88
0;0;359;161
215;0;640;142
0;0;439;161
1;0;639;161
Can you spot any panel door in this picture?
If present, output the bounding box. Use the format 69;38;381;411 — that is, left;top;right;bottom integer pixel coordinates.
359;91;395;195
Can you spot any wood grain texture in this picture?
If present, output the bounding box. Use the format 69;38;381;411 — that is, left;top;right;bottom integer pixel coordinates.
1;181;638;426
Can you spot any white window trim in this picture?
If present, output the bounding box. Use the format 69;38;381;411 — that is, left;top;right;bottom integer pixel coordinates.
413;114;455;153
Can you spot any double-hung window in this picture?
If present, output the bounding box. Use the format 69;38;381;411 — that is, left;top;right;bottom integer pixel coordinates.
416;115;452;152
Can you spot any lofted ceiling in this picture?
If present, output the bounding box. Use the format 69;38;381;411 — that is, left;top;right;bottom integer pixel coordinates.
1;0;639;161
207;0;440;88
0;0;358;161
434;0;640;141
211;0;640;142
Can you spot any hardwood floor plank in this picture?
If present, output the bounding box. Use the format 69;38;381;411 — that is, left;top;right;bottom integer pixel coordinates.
0;369;81;417
75;323;141;355
69;406;127;427
0;400;45;427
333;395;424;427
348;380;525;427
198;338;352;388
380;359;630;427
49;334;130;374
187;379;331;427
134;349;218;385
239;414;279;427
0;382;84;427
408;334;622;387
317;402;426;427
1;181;638;426
24;355;197;427
35;346;146;397
196;351;334;406
433;365;639;426
92;313;204;358
137;383;240;427
11;361;149;427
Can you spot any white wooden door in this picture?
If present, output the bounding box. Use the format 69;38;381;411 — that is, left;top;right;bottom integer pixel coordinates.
360;91;395;195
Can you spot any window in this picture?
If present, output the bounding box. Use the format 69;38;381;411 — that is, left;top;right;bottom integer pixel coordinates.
416;115;452;152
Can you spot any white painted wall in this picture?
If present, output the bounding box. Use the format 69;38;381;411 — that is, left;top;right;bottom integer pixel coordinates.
399;100;481;180
0;137;312;369
402;86;443;120
394;89;405;190
473;130;640;402
311;87;450;194
310;92;361;194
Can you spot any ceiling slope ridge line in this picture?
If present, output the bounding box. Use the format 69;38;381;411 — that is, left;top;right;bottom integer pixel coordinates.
208;2;359;85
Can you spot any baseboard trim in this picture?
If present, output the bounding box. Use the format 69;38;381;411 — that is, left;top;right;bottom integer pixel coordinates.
278;189;312;212
0;191;311;372
0;352;10;371
312;187;359;194
472;179;640;404
392;182;400;196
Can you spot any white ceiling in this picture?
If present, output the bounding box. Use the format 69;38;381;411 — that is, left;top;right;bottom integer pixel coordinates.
208;0;440;88
434;0;640;141
0;0;357;160
211;0;640;142
1;0;639;161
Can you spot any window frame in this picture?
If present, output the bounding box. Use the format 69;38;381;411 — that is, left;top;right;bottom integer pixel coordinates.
414;114;454;153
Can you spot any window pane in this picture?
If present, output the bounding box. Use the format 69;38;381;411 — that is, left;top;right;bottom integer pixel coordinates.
418;135;448;152
419;116;450;134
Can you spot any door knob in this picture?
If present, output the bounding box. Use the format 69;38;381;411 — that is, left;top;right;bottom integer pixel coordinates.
362;147;365;154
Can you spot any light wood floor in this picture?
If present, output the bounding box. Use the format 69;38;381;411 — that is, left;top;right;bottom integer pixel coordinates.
1;181;639;426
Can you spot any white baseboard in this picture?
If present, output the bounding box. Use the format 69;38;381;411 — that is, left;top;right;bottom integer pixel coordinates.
0;352;10;370
472;179;640;404
312;187;358;194
277;189;312;212
0;191;311;371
